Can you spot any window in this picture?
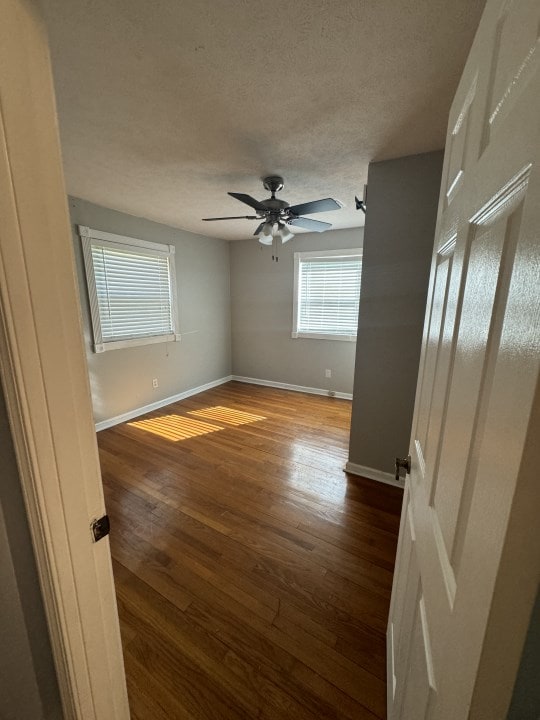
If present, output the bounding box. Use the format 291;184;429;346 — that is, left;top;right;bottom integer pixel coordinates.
292;249;362;341
79;225;180;353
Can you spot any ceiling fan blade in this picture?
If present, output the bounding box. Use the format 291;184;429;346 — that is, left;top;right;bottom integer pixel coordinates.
288;198;342;216
228;192;268;211
253;222;265;236
288;217;332;233
202;215;259;221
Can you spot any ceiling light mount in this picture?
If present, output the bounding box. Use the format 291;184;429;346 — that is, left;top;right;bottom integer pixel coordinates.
262;175;284;197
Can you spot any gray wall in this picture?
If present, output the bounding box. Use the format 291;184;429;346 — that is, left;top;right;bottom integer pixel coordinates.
230;228;363;395
0;385;62;720
507;589;540;719
348;151;443;474
69;197;231;425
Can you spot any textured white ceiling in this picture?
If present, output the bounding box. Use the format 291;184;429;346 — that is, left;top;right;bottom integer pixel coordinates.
42;0;485;240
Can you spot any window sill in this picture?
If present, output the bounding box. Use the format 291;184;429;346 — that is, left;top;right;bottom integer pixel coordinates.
94;333;181;353
291;332;357;342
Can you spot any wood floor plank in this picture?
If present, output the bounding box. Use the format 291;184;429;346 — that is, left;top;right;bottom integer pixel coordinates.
124;653;198;720
115;564;271;719
99;381;402;719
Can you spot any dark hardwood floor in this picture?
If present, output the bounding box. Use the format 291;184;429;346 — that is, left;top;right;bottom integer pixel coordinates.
98;381;403;720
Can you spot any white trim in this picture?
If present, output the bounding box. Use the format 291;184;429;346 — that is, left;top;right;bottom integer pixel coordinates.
78;224;172;254
93;332;180;354
292;248;362;340
469;163;532;227
95;375;233;431
345;461;405;488
291;331;356;342
96;375;353;432
293;252;299;334
446;168;464;199
79;225;180;353
231;375;353;400
294;248;363;260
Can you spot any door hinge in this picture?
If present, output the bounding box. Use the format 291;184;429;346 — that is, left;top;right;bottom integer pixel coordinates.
91;514;110;542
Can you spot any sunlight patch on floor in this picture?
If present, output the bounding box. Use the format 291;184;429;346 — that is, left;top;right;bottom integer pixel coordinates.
129;414;223;441
284;445;347;503
188;405;266;426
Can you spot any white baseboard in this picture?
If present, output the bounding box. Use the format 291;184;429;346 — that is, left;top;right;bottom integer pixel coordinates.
96;373;352;432
95;375;233;431
231;375;353;400
345;461;404;489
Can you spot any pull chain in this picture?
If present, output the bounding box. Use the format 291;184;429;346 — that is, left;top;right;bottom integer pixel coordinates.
272;235;279;262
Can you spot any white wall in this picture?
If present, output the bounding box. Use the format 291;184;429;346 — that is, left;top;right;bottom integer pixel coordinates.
230;228;363;395
69;197;232;425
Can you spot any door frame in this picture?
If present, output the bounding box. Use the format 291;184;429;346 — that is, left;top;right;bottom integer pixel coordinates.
0;1;129;718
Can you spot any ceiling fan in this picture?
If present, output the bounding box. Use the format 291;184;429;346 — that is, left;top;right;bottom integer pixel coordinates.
202;175;343;246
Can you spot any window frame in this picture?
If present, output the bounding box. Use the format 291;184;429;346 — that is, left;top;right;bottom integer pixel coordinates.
79;225;180;353
292;248;362;342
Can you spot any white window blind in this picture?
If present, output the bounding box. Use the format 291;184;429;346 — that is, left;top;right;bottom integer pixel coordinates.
79;226;179;353
293;249;362;341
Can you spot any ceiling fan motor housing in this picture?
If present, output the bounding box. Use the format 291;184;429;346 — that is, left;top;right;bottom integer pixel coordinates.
263;198;290;211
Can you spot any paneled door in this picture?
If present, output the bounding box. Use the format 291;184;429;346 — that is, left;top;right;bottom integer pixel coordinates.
387;1;540;718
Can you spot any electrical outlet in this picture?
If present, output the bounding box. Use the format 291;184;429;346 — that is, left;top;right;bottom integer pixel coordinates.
152;378;159;388
325;369;332;378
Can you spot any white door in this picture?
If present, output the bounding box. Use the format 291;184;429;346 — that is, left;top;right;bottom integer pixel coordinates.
387;0;540;718
0;1;129;717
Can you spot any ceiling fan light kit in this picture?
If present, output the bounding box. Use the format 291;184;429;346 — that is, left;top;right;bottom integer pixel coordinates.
276;223;294;244
258;221;274;245
202;176;343;260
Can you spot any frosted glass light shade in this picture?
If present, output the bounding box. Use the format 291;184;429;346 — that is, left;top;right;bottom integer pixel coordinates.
258;221;274;245
280;225;294;243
